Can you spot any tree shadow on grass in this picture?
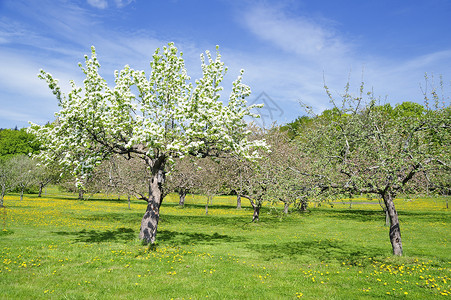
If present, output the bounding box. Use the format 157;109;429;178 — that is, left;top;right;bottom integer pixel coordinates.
75;212;142;223
54;227;135;243
318;208;450;223
158;230;245;246
318;209;386;223
74;213;256;229
247;239;385;264
53;227;244;246
0;229;13;236
165;202;247;211
160;214;254;228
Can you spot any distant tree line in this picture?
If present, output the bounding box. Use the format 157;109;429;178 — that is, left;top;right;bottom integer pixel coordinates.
0;128;60;206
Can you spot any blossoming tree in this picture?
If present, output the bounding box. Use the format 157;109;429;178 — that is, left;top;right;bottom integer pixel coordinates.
29;43;265;244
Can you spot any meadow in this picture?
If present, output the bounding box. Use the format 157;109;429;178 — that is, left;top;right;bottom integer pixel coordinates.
0;188;449;299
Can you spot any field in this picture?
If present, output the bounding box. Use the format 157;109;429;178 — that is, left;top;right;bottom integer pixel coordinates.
1;189;450;299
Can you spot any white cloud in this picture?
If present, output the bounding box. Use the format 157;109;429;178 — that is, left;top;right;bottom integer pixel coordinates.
243;4;350;61
114;0;134;8
87;0;108;9
86;0;134;9
1;0;449;129
237;3;451;120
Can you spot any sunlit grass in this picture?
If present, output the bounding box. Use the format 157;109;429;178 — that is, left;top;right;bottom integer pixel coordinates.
1;190;449;299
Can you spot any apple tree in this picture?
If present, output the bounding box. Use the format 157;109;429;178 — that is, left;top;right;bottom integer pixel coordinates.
298;81;450;256
29;43;265;244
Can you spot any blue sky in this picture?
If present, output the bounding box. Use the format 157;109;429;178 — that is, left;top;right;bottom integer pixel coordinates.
1;0;451;128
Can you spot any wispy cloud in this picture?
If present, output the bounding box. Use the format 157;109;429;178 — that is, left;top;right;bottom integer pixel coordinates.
114;0;134;8
233;2;451;121
0;0;449;129
87;0;108;9
243;4;350;61
86;0;134;9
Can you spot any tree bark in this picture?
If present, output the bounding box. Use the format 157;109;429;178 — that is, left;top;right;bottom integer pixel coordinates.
236;194;241;209
283;202;289;214
241;195;261;222
248;197;260;222
383;192;403;256
127;195;131;210
178;190;186;206
78;188;84;200
38;184;43;197
252;204;260;222
300;198;308;212
139;163;165;245
205;196;212;215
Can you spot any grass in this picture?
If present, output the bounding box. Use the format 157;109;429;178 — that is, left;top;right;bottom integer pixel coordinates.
0;188;450;299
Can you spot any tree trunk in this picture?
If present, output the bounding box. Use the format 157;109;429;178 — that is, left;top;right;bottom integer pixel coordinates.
252;205;260;222
78;188;84;200
248;198;260;222
236;194;241;209
242;195;261;222
300;199;308;212
20;189;24;201
128;195;131;210
385;209;390;226
383;192;403;256
139;168;165;245
283;202;289;214
205;196;212;215
38;183;43;197
178;190;186;206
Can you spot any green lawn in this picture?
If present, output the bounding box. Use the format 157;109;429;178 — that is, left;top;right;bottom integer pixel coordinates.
0;190;449;299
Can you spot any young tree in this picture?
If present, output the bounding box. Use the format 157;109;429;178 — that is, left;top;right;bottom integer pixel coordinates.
194;158;224;215
165;158;200;206
222;126;308;220
87;154;150;207
34;160;61;197
220;137;266;221
299;81;450;256
29;43;265;244
9;155;38;201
